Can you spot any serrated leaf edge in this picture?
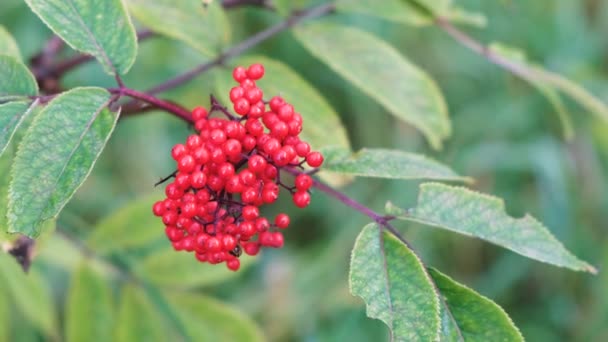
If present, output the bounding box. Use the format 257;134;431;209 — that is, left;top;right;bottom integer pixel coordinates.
391;182;597;274
0;99;39;157
7;87;119;236
23;0;138;75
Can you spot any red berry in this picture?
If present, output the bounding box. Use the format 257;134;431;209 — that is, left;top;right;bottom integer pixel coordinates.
247;155;267;173
245;87;263;103
223;139;242;158
192;106;208;121
152;201;166;216
171;144;187;161
206;237;221;252
243;242;260;256
277;104;294;121
178;155;196;173
165;183;182;200
229;86;244;102
191;171;207;188
295;174;313;191
306;151;324;168
295;142;310;157
269;96;284;112
227;258;240;271
293;191;311;208
247;63;265;80
233;66;248;82
275;213;290;229
242;205;259;220
234;98;250;116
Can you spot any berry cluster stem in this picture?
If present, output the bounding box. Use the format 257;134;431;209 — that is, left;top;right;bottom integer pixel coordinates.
108;87;192;122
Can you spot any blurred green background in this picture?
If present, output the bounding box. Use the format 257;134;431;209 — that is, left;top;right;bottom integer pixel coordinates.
1;0;607;341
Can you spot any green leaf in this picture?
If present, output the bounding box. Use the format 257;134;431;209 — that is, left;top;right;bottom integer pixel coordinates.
0;100;38;157
0;55;38;101
138;247;254;288
336;0;437;26
0;253;57;338
215;56;350;152
0;277;9;342
127;0;229;57
0;25;22;60
115;285;170;342
349;223;440;341
8;87;118;237
386;183;597;273
323;148;471;182
295;22;450;149
65;264;114;342
405;0;452;16
167;292;265;341
429;268;524;342
86;194;165;253
24;0;137;75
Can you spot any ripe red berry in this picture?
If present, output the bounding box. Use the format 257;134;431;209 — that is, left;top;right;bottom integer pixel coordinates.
229;86;244;102
152;201;166;216
275;213;290;229
233;98;250;116
227;258;240;271
232;66;248;82
171;144;187;161
295;174;313;191
178;155;196;173
192;106;208;121
242;205;259;220
247;155;267;173
306;151;324;168
293;191;311;208
247;63;265;80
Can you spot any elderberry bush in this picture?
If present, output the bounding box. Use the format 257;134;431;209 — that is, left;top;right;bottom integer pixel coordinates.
0;1;606;341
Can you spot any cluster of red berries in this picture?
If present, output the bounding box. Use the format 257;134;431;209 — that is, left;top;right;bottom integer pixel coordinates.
152;63;324;271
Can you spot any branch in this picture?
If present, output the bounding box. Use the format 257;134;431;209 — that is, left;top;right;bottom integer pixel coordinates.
434;17;541;84
145;2;336;95
33;29;155;82
221;0;273;9
109;87;193;122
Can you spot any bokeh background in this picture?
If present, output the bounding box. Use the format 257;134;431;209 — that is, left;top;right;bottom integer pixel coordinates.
1;0;607;341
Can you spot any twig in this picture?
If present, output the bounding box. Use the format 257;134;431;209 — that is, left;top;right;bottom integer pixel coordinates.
435;17;541;84
145;2;336;96
109;87;193;122
33;29;155;81
221;0;273;9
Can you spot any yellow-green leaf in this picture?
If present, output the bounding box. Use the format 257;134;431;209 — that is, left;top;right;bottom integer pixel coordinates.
0;25;22;60
65;264;114;342
0;55;38;101
387;183;597;273
295;22;450;149
128;0;229;57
